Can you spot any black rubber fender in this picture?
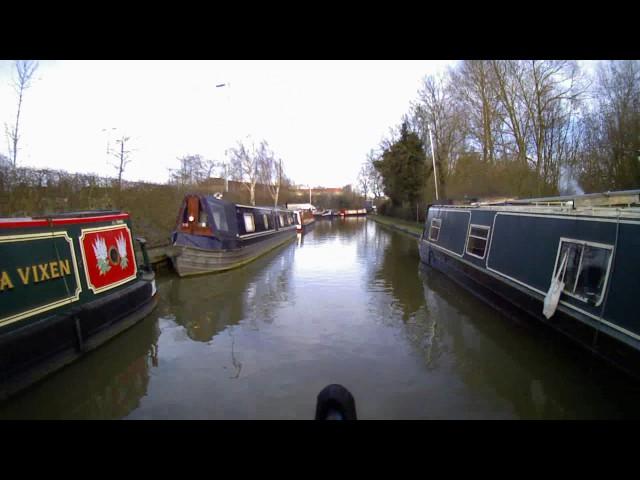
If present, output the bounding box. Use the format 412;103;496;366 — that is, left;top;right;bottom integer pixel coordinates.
315;384;357;420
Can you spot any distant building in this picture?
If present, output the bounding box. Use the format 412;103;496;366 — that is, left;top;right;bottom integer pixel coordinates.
294;186;344;196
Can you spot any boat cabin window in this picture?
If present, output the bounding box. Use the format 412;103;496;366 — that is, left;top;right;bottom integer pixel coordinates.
466;224;490;259
210;203;228;232
553;239;613;306
428;218;441;241
263;214;270;230
243;213;255;233
198;210;208;227
279;214;285;227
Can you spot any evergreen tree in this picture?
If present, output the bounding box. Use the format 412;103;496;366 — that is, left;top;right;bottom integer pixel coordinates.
373;122;426;207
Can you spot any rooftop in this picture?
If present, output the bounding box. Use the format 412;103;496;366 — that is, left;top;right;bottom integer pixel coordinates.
432;190;640;220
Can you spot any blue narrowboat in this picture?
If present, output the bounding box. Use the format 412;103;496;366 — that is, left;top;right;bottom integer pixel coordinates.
418;190;640;378
169;194;297;276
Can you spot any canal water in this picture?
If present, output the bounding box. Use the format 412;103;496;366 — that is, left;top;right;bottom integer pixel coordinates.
2;217;640;419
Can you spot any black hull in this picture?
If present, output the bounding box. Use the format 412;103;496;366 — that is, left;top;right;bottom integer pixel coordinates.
419;241;640;381
0;274;157;401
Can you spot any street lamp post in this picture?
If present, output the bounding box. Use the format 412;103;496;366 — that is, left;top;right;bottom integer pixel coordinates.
216;82;229;193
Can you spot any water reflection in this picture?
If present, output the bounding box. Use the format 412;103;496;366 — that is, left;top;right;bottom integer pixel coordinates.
413;262;640;418
163;242;296;342
369;228;425;322
0;315;160;419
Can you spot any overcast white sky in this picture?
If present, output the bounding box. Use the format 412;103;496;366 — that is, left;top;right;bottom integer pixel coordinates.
0;60;457;187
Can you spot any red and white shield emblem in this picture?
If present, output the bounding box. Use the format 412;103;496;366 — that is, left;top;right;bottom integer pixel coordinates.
79;225;137;294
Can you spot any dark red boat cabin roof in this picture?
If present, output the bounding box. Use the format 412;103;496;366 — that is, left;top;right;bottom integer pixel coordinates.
0;211;129;229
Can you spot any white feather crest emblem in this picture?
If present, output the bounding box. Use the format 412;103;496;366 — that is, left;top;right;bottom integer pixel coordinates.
93;236;111;275
116;233;129;269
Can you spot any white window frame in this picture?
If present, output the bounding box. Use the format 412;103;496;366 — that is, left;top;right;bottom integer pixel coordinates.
551;237;614;307
243;213;255;233
465;224;490;260
428;218;441;241
279;214;285;227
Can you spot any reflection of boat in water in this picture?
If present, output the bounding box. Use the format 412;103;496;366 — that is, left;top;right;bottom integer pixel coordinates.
0;315;160;419
416;263;639;418
164;240;296;343
418;190;640;379
169;194;297;277
0;210;157;401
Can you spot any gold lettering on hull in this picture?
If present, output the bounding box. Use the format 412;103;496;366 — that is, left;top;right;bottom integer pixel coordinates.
38;263;51;281
17;267;30;285
0;231;83;328
0;271;14;291
49;261;59;278
10;260;73;287
59;259;70;276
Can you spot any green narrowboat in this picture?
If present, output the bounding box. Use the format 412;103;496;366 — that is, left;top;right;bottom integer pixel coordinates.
0;210;158;400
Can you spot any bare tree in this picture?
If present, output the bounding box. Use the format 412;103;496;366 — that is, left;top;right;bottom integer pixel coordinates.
520;61;586;186
450;60;500;164
364;149;384;200
5;60;39;168
108;136;133;190
259;143;285;207
413;73;465;199
489;60;533;165
578;60;640;191
228;137;261;205
357;163;370;199
202;158;218;179
168;154;205;186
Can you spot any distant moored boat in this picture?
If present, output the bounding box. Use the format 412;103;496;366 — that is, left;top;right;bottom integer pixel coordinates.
169;194;297;277
339;208;367;217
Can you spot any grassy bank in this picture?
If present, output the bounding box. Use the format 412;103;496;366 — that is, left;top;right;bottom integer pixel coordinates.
368;214;423;238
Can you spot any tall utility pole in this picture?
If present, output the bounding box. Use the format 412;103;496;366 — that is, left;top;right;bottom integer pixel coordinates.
309;185;312;204
427;123;439;201
216;82;229;193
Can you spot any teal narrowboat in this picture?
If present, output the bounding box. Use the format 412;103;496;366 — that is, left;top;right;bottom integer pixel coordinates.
0;210;158;400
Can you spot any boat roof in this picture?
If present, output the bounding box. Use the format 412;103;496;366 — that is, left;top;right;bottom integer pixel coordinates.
198;194;294;212
430;190;640;219
0;211;129;229
0;210;122;221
